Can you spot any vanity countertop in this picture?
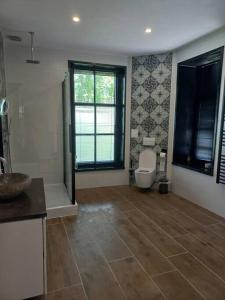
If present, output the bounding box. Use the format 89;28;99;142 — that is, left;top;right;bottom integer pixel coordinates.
0;178;47;223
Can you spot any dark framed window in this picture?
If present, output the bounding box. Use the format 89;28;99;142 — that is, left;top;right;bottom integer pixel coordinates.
69;61;126;171
173;47;224;175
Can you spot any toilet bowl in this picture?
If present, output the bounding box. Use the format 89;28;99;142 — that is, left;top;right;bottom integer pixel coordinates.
135;149;156;189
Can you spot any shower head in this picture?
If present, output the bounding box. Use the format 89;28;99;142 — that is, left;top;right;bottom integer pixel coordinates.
26;31;40;64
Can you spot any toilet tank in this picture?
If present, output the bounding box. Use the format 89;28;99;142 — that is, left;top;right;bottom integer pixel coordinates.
139;149;156;168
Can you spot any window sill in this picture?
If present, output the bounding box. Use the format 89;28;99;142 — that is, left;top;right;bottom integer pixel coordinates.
172;161;213;176
75;166;125;172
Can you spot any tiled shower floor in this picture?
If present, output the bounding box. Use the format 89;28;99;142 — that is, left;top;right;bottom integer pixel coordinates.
44;183;71;209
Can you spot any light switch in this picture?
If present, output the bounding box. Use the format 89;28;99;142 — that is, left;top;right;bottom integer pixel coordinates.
131;129;138;138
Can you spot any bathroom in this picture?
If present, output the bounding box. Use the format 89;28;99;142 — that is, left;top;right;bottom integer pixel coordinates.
1;1;225;299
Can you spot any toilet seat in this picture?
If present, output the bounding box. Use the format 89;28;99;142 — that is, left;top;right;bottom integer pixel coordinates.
135;167;155;174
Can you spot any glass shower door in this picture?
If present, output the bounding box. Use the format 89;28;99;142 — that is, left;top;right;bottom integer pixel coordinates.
62;74;75;204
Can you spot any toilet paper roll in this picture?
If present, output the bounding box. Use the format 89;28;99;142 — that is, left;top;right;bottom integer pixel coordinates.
159;152;166;172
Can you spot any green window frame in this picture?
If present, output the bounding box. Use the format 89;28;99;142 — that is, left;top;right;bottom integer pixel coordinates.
69;61;126;171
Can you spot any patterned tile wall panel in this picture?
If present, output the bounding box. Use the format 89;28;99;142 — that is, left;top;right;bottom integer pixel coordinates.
130;53;172;172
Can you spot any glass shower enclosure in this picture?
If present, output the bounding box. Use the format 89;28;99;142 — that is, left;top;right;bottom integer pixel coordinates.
62;72;75;204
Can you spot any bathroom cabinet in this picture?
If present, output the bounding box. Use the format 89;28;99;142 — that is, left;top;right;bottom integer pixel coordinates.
0;178;47;300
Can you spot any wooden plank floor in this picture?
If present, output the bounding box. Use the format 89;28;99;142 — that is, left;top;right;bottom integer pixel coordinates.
45;186;225;300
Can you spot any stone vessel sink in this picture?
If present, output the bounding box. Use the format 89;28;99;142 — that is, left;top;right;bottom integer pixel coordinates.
0;173;32;200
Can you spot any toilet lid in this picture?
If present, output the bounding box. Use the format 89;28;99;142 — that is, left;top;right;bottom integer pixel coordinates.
139;149;156;168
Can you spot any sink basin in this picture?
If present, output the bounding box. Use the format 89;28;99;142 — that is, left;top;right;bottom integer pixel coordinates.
0;173;32;200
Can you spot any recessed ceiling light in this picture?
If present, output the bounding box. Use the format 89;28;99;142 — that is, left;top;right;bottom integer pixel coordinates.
145;28;152;34
73;16;80;23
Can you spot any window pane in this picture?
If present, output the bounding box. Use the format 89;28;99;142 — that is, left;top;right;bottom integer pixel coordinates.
97;135;114;161
96;107;115;134
74;71;94;103
96;73;115;104
76;106;94;134
76;135;94;163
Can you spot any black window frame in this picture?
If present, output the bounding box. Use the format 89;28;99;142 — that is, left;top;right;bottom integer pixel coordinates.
172;47;224;176
69;61;126;172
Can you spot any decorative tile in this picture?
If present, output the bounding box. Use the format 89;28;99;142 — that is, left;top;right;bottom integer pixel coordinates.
131;117;138;128
134;125;148;144
162;76;172;91
161;118;169;131
131;78;140;93
163;54;173;71
142;97;158;113
157;54;168;63
152;64;170;84
130;53;172;174
133;65;150;85
132;106;148;124
161;97;170;113
151;85;170;104
151;125;167;145
131;143;143;162
144;55;161;73
142;76;159;92
141;116;157;133
131;99;139;111
130;138;138;150
132;86;149;105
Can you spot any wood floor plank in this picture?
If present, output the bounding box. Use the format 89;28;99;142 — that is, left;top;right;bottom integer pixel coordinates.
65;225;125;300
170;253;225;300
47;224;80;292
166;193;219;225
110;257;163;300
146;192;178;212
47;285;86;300
64;212;132;261
208;223;225;238
85;215;132;262
175;233;225;281
103;187;137;212
81;265;125;300
125;209;186;257
112;217;174;276
180;206;218;226
169;193;225;224
67;231;107;272
63;214;97;242
76;188;100;203
95;230;132;262
153;271;203;300
190;226;225;256
163;209;203;232
47;217;62;225
136;203;188;237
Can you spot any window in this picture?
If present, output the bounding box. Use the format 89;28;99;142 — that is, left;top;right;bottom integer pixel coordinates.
69;62;126;171
173;47;223;175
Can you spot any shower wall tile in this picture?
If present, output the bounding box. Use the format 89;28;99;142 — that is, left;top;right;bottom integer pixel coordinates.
130;53;172;171
0;32;6;99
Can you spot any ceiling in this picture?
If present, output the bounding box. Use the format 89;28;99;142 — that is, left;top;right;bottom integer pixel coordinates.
0;0;225;55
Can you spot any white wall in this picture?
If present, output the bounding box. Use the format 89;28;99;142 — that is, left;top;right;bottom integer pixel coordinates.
5;44;131;187
168;27;225;217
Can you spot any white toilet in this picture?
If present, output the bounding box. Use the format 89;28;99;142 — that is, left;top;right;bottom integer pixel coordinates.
135;149;156;189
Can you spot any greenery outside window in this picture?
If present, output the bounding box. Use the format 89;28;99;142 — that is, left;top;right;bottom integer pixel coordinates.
69;62;126;171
